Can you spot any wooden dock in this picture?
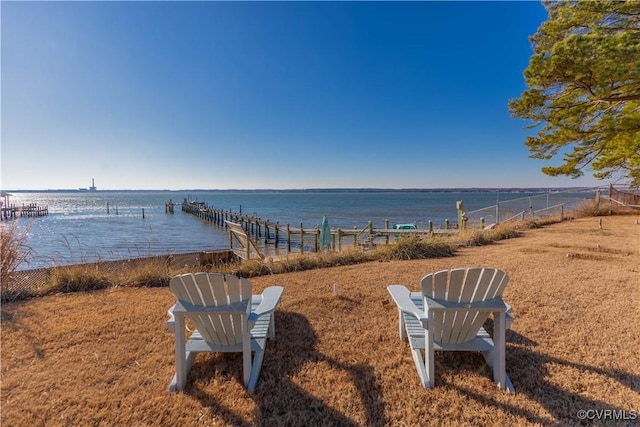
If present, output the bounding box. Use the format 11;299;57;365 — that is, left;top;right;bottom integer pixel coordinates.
1;204;49;221
180;199;457;256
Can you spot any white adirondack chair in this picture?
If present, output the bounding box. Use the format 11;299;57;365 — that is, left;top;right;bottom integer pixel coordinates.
388;267;514;392
167;273;283;392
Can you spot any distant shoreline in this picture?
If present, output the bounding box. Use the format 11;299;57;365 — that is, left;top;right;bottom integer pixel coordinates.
1;186;604;194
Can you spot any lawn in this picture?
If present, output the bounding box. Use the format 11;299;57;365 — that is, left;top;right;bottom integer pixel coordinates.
2;215;639;426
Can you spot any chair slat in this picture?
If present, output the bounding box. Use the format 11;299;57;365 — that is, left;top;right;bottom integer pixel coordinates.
431;270;449;341
195;273;228;345
448;268;467;301
453;268;489;342
225;275;242;304
461;268;483;303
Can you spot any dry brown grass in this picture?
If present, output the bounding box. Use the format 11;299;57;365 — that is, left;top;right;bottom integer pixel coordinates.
1;222;33;299
2;215;639;426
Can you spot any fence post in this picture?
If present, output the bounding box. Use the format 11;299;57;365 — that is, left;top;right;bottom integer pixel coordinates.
529;197;534;219
456;201;465;230
300;223;304;254
385;219;390;244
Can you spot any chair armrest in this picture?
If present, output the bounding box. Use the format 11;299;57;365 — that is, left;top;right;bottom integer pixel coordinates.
249;286;284;321
505;302;513;330
167;304;177;333
387;285;428;327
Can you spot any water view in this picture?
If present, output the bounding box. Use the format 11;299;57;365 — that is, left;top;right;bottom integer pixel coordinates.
7;188;599;270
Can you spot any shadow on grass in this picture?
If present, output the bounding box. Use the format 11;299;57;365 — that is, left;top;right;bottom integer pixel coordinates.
444;327;640;425
183;310;387;427
0;304;46;359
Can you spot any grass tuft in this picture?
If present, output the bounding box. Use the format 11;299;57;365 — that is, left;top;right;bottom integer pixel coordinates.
1;222;33;301
572;198;638;218
46;265;112;294
115;259;172;288
376;236;455;260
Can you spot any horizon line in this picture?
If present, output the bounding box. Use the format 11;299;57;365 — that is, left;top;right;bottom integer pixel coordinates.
2;185;609;193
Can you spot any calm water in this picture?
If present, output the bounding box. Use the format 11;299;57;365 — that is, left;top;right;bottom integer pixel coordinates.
7;189;598;270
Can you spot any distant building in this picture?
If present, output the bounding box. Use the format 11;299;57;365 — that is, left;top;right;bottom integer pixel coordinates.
79;179;98;192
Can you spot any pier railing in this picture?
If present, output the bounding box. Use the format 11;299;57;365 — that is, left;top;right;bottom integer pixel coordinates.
1;203;49;221
181;190;588;256
609;184;640;208
180;200;466;257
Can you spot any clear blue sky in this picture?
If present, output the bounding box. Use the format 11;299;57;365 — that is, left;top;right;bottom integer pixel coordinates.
1;1;603;191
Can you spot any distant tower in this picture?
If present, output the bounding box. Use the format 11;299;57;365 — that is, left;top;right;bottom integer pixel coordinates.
89;178;97;192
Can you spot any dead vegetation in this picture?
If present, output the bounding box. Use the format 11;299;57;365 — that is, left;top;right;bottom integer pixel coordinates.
1;215;639;426
1;223;518;301
0;222;33;300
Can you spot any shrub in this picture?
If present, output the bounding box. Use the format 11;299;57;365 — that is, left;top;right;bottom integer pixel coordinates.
572;199;612;218
377;236;455;260
46;265;112;294
572;198;638;217
1;222;33;301
116;259;172;288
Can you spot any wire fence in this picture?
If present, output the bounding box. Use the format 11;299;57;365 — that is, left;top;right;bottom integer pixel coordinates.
464;190;596;227
2;251;232;301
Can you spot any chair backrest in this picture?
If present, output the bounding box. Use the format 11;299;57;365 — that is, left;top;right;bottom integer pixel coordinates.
170;273;252;346
421;267;508;344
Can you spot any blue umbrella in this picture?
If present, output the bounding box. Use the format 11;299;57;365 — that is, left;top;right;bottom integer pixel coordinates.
319;216;332;252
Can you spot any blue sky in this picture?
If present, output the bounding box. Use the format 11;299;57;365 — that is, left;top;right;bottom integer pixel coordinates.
2;1;603;190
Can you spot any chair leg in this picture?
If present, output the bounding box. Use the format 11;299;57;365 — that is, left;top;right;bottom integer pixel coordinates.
268;314;276;341
411;322;436;389
248;343;266;393
242;318;251;387
492;311;509;392
169;351;196;392
411;347;429;388
171;314;187;392
399;310;407;341
425;323;435;388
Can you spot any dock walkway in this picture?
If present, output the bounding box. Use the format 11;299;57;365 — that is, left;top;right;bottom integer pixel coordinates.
1;204;49;221
179;200;455;256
